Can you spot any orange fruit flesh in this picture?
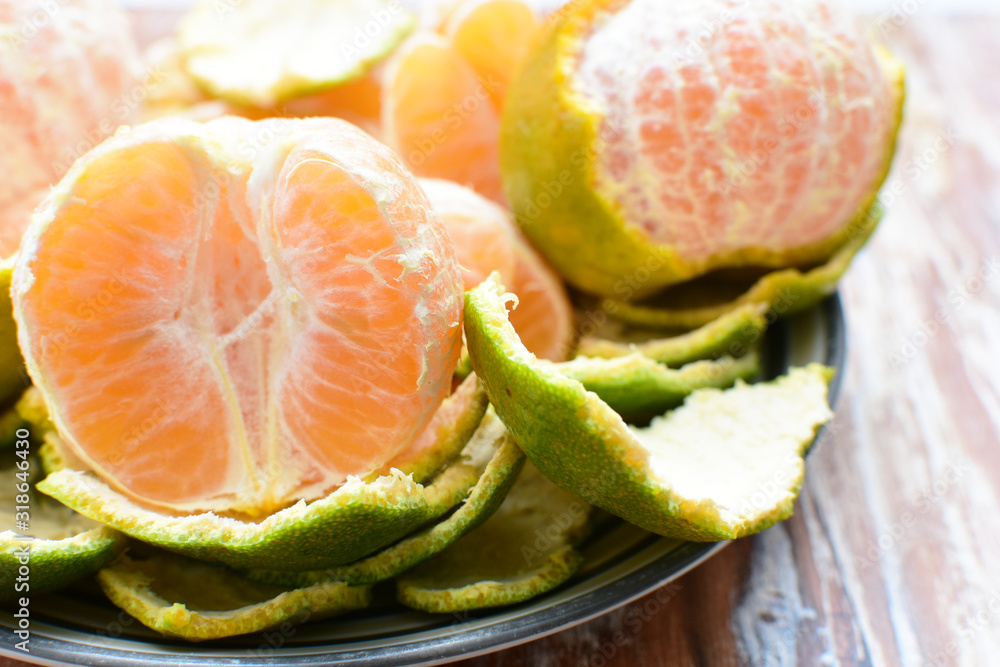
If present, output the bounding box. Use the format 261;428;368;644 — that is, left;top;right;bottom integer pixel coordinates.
574;0;897;263
383;0;541;203
506;233;575;363
419;178;517;290
444;0;541;109
420;178;573;362
14;117;463;516
384;34;504;202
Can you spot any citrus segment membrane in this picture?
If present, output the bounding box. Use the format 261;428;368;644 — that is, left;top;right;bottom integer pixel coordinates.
382;0;541;203
178;0;415;107
97;549;372;641
604;205;881;330
396;462;589;613
13;116;464;516
419;178;518;291
576;302;768;366
248;409;525;587
465;276;834;541
553;350;761;423
375;373;489;483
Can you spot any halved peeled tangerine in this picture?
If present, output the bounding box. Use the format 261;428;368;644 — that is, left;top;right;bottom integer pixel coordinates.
13;117;464;518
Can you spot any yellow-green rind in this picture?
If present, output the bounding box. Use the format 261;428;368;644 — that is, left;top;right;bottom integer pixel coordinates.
97;550;371;641
604;203;883;330
395;463;589;613
1;444;126;601
178;0;416;107
554;349;761;423
500;3;905;298
576;302;767;365
0;257;26;407
14;387;52;434
248;411;525;587
37;458;480;572
1;526;124;601
465;276;834;541
0;405;26;450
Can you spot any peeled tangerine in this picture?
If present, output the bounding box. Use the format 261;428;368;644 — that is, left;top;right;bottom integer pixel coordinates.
501;0;905;299
13;117;465;518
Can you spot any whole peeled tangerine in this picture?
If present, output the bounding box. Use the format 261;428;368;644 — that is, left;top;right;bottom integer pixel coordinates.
501;0;905;299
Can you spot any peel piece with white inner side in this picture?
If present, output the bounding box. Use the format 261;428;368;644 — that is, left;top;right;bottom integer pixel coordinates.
465;275;835;541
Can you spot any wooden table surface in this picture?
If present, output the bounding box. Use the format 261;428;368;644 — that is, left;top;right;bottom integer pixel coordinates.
4;11;999;667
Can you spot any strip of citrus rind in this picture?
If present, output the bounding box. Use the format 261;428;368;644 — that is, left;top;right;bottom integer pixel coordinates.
1;446;125;601
396;460;590;613
0;256;25;408
35;417;488;572
248;409;525;588
97;547;372;642
465;275;835;541
553;350;761;424
602;204;883;331
575;302;768;366
177;0;415;107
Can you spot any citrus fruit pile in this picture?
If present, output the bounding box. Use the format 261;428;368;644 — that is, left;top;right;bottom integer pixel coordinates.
1;0;904;643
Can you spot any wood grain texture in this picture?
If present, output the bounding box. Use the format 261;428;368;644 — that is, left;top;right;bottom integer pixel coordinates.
3;13;997;667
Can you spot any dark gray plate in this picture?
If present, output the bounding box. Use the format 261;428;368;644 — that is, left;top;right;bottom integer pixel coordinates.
0;295;846;666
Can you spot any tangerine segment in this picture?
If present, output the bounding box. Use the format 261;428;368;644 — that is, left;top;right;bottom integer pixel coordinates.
419;178;573;362
383;35;503;202
506;235;575;363
419;178;517;290
13;117;463;515
444;0;541;110
574;0;897;263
